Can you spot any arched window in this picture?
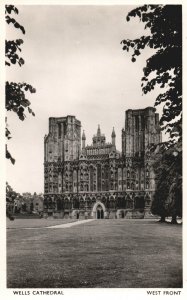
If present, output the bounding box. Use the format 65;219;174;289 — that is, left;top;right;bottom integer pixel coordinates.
109;198;115;209
65;142;68;152
64;199;69;209
97;164;101;191
89;166;94;191
80;200;84;209
135;116;139;131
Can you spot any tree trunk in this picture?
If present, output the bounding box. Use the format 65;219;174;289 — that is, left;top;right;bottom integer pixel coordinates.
159;215;166;222
171;215;178;224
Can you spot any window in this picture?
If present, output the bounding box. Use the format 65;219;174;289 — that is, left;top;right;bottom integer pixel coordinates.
90;166;94;191
58;123;61;138
97;164;101;191
135;116;139;131
141;116;145;130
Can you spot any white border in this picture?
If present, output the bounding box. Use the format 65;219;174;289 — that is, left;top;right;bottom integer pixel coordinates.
0;1;186;299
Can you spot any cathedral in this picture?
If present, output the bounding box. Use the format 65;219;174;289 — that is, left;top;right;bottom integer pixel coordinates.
43;107;161;219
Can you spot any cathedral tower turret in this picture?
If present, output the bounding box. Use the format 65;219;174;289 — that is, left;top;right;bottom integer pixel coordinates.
97;124;101;136
111;127;116;146
82;130;86;149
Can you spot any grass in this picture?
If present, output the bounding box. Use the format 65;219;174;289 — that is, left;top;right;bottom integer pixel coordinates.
7;219;182;288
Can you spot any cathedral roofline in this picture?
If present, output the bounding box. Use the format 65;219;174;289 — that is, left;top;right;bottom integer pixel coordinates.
48;115;81;123
85;143;113;149
126;106;156;113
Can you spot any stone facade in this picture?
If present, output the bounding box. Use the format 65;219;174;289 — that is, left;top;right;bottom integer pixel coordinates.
44;107;161;219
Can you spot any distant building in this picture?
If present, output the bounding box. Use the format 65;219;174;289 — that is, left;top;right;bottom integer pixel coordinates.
44;107;161;219
21;193;44;214
32;193;44;213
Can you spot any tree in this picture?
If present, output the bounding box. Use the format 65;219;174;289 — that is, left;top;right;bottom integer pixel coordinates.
121;5;182;144
121;5;182;223
6;182;17;219
6;5;36;164
151;142;182;223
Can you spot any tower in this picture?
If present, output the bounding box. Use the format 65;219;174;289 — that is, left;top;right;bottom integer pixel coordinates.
92;125;106;147
44;116;81;196
122;107;161;157
63;116;81;161
44;115;81;163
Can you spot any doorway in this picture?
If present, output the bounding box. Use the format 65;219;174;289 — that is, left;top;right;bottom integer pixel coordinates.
96;205;104;219
92;201;106;219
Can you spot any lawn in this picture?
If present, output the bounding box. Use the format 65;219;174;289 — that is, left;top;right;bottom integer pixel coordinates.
7;219;182;288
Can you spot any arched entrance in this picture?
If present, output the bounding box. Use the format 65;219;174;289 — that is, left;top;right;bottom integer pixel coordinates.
96;205;104;219
92;201;106;219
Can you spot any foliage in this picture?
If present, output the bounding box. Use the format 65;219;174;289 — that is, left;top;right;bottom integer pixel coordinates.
6;182;19;220
6;181;18;202
5;5;36;164
151;141;182;221
121;5;182;222
6;82;36;120
121;5;182;143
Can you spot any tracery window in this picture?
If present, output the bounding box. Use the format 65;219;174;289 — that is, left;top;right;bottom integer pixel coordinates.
97;164;101;191
131;182;134;190
90;166;94;192
127;181;130;189
146;181;149;189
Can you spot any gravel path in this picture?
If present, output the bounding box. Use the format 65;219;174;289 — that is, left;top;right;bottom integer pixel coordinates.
24;218;95;229
46;219;95;228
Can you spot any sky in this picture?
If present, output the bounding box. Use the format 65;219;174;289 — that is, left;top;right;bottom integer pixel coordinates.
6;5;164;194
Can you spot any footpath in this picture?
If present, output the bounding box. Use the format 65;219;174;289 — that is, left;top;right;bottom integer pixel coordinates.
46;218;95;229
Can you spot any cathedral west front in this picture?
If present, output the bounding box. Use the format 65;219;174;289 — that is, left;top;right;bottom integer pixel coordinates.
44;107;161;219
